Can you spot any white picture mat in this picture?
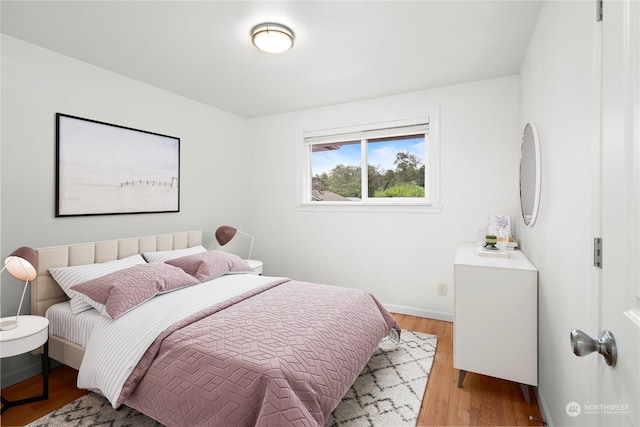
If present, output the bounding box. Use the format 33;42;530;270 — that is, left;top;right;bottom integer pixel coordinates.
56;114;180;216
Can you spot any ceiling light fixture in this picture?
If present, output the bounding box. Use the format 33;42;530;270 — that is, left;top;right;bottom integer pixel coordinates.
251;23;294;54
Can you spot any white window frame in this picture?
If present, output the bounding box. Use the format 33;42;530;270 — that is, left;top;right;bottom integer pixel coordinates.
298;109;441;213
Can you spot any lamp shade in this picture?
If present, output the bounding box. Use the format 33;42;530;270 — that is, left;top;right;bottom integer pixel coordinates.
4;247;38;282
215;226;237;246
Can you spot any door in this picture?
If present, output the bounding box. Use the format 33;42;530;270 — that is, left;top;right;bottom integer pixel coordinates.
599;0;640;425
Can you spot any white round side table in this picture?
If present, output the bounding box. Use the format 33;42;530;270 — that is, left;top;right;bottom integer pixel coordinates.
0;315;50;413
246;259;263;275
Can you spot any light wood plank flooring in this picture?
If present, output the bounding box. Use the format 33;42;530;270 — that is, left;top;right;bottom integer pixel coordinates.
1;314;544;426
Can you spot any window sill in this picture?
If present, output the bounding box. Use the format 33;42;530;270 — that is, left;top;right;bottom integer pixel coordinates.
297;202;443;214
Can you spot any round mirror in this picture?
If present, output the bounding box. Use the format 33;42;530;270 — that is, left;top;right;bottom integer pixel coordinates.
520;123;541;227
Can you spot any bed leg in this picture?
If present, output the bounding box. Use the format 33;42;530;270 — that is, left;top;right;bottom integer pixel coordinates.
388;328;401;344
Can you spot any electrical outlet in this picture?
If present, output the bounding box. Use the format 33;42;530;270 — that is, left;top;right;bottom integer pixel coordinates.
437;282;448;296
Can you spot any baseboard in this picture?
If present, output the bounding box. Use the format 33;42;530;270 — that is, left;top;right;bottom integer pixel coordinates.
383;303;453;322
1;358;41;388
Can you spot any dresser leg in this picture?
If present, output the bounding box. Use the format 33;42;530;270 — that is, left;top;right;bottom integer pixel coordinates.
457;370;467;388
520;383;532;405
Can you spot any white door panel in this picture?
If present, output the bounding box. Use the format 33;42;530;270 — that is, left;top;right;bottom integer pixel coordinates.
599;0;640;425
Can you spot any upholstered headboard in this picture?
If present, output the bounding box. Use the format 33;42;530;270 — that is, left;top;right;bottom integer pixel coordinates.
30;230;203;317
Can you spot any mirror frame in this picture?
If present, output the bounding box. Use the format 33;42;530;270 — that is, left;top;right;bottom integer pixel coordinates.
519;123;541;227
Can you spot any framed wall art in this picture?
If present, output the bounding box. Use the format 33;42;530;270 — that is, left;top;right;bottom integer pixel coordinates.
56;113;180;216
489;214;511;237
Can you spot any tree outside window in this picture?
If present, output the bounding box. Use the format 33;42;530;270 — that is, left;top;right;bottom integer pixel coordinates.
310;134;426;203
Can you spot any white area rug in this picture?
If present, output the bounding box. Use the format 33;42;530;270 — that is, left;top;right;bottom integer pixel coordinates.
27;331;437;427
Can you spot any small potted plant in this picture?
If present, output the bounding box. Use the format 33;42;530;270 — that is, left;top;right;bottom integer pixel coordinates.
485;234;497;248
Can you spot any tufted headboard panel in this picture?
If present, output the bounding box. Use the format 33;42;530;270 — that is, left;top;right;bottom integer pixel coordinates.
30;230;203;317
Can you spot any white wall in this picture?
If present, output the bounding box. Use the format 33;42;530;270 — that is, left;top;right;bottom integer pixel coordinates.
518;2;599;425
247;76;520;319
0;35;251;385
0;35;521;389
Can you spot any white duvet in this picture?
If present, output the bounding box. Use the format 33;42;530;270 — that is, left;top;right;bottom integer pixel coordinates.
78;274;286;407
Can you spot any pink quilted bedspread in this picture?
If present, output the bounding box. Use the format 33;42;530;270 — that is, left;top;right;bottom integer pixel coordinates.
118;279;399;426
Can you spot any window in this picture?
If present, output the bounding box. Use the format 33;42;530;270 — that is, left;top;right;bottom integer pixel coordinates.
301;115;440;210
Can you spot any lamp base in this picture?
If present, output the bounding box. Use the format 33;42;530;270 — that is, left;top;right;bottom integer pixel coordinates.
0;319;18;331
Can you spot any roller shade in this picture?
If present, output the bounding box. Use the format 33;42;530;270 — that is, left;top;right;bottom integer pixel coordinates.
304;122;428;146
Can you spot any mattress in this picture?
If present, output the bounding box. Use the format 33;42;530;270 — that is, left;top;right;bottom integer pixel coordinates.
45;301;110;348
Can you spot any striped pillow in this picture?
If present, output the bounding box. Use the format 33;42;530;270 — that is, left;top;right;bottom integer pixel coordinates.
49;254;147;314
142;245;207;263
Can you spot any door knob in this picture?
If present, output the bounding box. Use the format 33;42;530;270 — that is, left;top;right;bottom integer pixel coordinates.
570;329;617;367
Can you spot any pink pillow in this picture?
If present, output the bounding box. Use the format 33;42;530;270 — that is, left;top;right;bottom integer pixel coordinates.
166;250;253;281
71;263;199;319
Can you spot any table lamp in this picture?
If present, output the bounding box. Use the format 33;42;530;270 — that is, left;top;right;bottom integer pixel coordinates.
215;226;254;260
0;246;38;331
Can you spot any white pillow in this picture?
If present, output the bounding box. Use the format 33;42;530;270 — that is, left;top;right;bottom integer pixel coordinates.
49;254;147;314
142;245;207;263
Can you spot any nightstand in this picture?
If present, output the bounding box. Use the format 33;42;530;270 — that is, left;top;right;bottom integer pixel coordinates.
246;259;263;275
0;315;50;413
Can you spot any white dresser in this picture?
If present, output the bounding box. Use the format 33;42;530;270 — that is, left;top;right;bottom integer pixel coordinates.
453;241;538;402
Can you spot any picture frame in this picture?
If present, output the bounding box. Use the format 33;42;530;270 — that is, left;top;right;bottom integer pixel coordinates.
56;113;180;217
489;214;511;237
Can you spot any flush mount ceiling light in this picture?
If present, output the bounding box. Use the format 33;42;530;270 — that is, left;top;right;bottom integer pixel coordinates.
251;23;294;54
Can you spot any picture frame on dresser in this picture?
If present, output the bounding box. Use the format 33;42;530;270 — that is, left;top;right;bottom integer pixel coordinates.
55;113;180;217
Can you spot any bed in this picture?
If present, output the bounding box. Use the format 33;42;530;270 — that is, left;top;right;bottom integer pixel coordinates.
31;231;400;426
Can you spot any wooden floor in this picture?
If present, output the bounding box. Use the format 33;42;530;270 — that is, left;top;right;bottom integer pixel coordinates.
1;314;544;426
395;314;545;427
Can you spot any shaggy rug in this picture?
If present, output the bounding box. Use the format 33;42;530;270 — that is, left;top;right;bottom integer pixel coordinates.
26;331;437;427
